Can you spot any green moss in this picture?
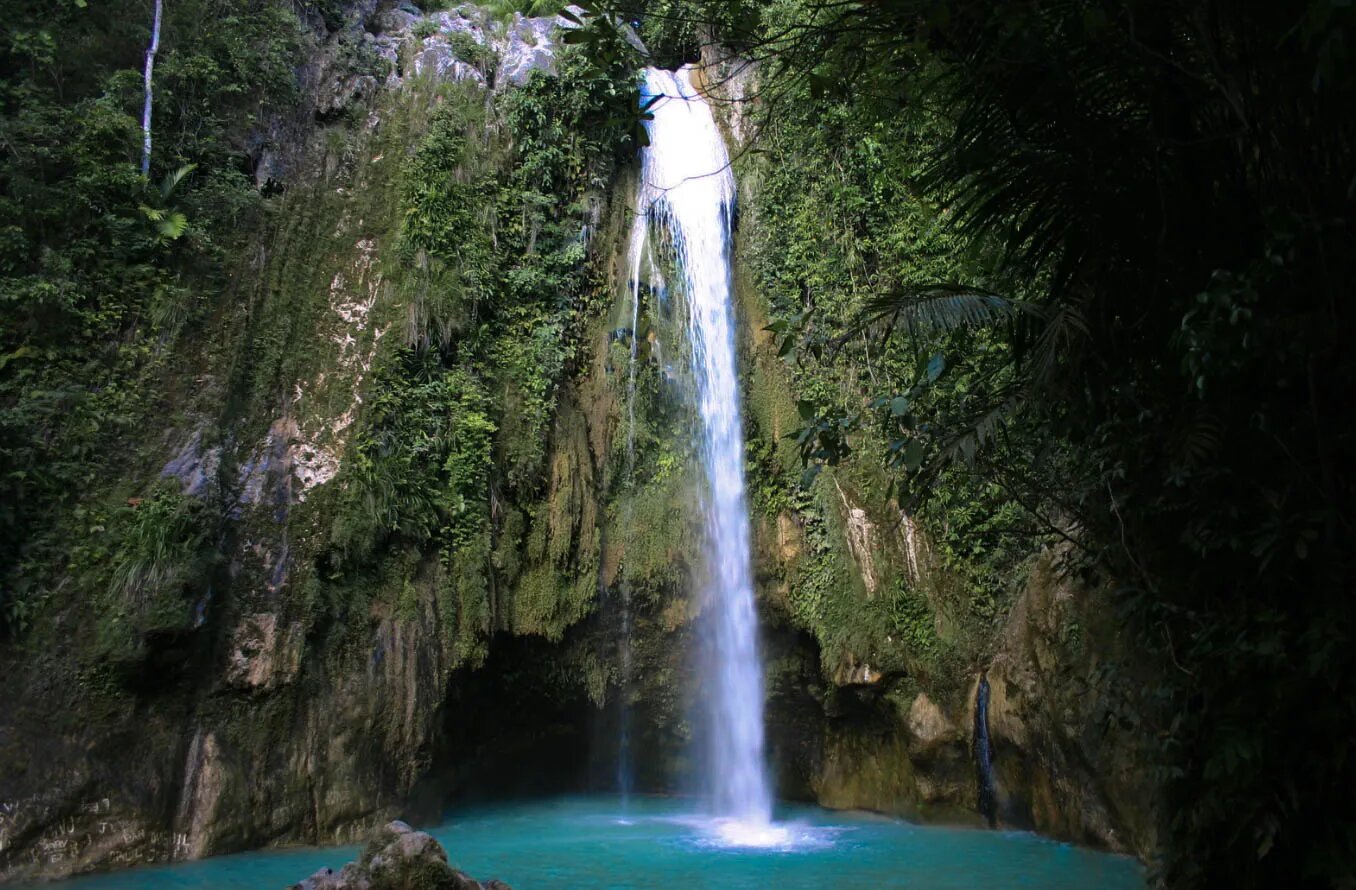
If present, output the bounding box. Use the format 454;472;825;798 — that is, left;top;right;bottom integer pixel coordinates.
308;43;635;660
511;559;593;641
612;470;697;598
507;399;599;640
448;534;492;667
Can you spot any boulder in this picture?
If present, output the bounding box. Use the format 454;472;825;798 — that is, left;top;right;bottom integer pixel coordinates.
290;821;510;890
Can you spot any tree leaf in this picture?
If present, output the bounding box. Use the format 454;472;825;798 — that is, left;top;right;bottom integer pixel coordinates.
158;163;197;200
903;440;926;471
926;352;946;382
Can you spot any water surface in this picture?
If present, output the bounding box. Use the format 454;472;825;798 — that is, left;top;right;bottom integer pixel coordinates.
17;795;1145;889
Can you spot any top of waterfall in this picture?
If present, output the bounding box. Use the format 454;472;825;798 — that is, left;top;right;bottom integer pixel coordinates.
637;67;734;209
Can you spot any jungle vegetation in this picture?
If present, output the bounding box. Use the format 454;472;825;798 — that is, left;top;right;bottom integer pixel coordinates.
567;0;1356;886
2;0;1352;887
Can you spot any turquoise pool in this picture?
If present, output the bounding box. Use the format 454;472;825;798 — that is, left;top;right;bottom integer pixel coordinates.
15;795;1145;889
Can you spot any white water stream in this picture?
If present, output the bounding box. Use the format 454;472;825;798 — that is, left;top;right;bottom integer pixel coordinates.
627;66;774;837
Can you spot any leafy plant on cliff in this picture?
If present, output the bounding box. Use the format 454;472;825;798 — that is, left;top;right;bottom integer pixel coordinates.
107;484;212;604
323;39;638;656
86;482;215;670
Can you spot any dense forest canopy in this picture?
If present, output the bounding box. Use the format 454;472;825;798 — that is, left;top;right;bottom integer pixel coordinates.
2;0;1353;887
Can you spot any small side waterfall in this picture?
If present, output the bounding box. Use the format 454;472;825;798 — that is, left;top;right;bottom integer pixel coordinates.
615;577;634;801
975;671;997;827
615;180;657;803
627;66;773;829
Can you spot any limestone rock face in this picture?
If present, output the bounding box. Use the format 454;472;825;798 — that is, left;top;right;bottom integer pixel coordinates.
380;5;569;90
496;14;560;86
975;552;1160;857
292;820;510;890
907;693;955;752
0;3;582;881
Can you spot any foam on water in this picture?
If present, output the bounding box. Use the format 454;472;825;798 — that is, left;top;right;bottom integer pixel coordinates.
688;816;839;852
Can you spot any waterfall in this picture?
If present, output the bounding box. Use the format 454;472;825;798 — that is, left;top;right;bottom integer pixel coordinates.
628;66;773;828
975;671;997;827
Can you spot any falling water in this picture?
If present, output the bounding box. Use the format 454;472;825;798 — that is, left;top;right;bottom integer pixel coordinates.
615;582;635;801
975;672;997;827
628;66;773;830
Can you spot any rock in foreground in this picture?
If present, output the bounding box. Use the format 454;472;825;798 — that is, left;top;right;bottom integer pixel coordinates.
291;821;510;890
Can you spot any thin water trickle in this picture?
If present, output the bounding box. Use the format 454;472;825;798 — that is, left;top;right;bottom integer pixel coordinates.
975;672;997;827
628;65;772;828
616;578;634;802
614;170;648;804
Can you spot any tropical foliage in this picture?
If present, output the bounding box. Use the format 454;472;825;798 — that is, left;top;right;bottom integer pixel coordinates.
0;0;306;629
2;0;1351;885
577;0;1356;885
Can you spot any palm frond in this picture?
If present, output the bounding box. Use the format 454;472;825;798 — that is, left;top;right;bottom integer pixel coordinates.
155;211;189;242
844;283;1025;345
158;163;197;200
934;393;1020;466
1023;300;1089;390
903;391;1025;506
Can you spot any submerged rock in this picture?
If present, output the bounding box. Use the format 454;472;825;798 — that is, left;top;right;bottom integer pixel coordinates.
291;820;510;890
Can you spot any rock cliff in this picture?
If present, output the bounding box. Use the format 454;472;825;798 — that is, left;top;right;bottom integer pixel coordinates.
0;6;1156;881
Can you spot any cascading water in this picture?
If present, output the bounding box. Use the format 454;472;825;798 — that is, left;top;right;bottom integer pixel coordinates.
627;66;774;833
